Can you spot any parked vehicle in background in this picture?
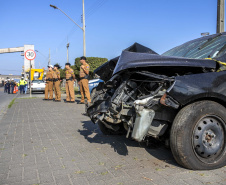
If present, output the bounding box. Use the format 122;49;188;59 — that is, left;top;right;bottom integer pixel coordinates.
31;80;45;93
87;32;226;170
89;79;104;92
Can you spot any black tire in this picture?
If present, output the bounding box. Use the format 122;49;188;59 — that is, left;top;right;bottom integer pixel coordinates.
170;101;226;170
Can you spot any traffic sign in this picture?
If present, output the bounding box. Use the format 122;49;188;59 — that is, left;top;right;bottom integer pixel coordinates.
25;49;36;60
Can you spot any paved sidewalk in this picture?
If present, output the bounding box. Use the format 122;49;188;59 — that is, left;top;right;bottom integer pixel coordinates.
0;95;225;185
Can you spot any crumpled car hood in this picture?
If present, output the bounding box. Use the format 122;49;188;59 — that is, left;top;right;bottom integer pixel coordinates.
94;42;158;82
113;51;217;75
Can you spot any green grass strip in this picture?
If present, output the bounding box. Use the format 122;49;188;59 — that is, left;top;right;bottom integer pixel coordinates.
8;98;16;108
18;97;37;99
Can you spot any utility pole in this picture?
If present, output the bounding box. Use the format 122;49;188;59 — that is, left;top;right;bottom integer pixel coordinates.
50;2;86;57
66;43;69;63
82;0;86;56
217;0;225;33
48;48;51;66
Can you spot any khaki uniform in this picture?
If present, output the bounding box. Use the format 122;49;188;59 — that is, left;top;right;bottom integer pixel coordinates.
53;69;61;101
79;63;91;103
65;67;75;102
45;70;54;100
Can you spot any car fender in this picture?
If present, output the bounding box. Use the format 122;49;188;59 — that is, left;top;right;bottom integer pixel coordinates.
167;71;226;106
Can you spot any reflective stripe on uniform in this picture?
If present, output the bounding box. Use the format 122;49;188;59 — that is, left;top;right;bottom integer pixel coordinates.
19;80;25;85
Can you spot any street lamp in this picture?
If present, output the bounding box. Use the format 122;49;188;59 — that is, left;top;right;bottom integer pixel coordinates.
50;1;86;56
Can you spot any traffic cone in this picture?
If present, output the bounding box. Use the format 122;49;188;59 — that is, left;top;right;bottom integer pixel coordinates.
16;86;18;92
13;87;17;94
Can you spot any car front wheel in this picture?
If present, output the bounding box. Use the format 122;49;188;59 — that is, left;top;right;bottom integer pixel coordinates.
170;101;226;170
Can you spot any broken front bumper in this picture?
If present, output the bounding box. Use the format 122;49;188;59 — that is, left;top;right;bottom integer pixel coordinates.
87;96;111;123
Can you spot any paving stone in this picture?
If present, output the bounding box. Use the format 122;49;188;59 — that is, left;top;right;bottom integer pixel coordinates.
0;96;225;185
23;166;38;181
8;167;23;178
22;179;40;185
70;177;89;185
182;178;208;185
54;174;72;185
39;171;55;184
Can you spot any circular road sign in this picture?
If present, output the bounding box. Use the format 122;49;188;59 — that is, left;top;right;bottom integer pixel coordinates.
25;49;36;60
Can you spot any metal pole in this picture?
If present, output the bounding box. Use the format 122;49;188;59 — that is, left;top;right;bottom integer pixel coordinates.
48;48;51;66
56;7;83;30
83;0;86;56
29;60;32;97
50;4;86;56
67;46;68;63
67;43;69;63
217;0;225;33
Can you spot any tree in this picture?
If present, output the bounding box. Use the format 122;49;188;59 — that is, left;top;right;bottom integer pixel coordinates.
59;68;66;79
53;63;65;79
74;57;108;79
58;57;108;80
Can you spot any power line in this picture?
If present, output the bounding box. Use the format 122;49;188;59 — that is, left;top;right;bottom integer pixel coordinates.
86;0;108;19
58;0;108;45
0;69;22;72
55;0;109;53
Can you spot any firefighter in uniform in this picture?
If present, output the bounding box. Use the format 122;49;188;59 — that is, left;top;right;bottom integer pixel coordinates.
44;65;54;100
65;63;75;103
78;56;91;104
53;64;61;102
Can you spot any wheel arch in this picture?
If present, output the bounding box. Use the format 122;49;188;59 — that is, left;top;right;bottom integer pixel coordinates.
180;96;226;110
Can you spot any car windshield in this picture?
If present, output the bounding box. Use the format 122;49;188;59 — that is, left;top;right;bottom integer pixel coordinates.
162;35;226;59
32;80;44;83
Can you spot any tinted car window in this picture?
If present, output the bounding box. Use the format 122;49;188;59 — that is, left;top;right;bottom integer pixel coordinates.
162;35;226;59
185;35;226;59
32;80;44;83
162;39;207;57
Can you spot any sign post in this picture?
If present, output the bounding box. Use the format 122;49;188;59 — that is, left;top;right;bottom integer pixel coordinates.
25;49;36;97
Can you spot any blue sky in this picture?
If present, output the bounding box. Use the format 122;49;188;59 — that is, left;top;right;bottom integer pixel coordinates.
0;0;222;75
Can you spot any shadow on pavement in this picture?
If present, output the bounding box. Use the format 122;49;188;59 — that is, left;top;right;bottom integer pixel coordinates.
78;120;180;167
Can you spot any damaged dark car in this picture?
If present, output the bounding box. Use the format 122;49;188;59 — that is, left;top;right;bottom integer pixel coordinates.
87;32;226;170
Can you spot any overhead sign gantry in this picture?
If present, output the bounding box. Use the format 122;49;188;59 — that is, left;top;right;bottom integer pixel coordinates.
0;45;35;72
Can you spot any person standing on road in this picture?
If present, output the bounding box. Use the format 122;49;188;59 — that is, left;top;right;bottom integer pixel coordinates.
10;79;15;94
24;79;28;94
6;79;10;94
4;80;7;93
44;65;54;100
19;77;25;94
65;63;75;103
78;56;91;104
53;64;61;102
